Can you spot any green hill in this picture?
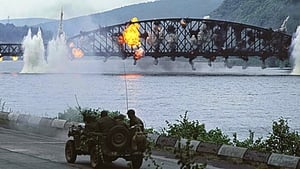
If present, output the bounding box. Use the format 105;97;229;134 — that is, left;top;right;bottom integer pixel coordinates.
211;0;300;34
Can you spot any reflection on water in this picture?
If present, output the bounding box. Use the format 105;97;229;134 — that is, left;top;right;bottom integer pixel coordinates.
0;59;298;139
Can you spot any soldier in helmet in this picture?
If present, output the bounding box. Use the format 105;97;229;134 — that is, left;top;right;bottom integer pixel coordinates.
127;109;144;131
97;110;115;133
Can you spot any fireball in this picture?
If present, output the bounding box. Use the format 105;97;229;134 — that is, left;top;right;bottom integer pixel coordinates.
122;17;145;61
72;48;84;58
69;42;84;58
123;17;141;48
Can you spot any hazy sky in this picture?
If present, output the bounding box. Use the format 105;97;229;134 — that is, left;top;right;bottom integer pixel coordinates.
0;0;156;20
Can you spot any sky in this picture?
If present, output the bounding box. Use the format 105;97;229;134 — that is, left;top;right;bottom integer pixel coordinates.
0;0;156;20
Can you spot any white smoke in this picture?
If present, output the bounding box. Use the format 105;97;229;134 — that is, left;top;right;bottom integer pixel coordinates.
46;33;71;73
21;29;47;73
291;26;300;75
21;29;70;73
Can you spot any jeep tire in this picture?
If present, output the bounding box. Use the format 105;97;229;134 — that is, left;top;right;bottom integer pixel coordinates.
107;125;129;151
90;146;102;169
65;140;77;163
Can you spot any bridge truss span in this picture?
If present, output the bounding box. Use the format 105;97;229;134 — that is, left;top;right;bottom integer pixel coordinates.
68;18;292;66
0;44;23;57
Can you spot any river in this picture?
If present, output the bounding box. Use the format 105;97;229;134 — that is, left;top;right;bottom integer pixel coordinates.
0;57;299;139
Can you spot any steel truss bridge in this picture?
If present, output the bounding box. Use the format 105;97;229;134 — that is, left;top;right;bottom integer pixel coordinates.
0;44;22;57
1;18;292;67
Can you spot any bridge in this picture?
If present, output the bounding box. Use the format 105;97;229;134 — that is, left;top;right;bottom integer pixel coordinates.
0;44;23;57
1;18;292;67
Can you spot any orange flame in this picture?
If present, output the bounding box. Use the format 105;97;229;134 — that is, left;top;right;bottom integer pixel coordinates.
120;73;142;79
123;17;141;48
69;42;84;58
72;48;84;58
122;17;145;60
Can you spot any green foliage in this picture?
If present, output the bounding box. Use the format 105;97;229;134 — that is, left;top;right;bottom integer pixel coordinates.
58;106;82;122
164;111;230;145
202;128;231;145
58;106;128;124
264;117;300;156
165;111;206;140
211;0;300;34
0;23;53;43
59;107;300;157
176;139;206;169
232;130;266;151
231;118;300;156
144;141;164;169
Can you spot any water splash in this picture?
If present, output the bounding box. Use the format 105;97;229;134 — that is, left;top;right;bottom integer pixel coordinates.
21;29;47;73
20;29;70;73
291;26;300;75
47;33;70;73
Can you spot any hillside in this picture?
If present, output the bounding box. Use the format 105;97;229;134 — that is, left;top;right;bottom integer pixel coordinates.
0;23;53;43
37;0;223;37
0;18;56;27
211;0;300;34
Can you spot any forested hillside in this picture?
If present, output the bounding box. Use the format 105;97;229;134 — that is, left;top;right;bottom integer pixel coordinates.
0;24;52;43
211;0;300;34
37;0;223;36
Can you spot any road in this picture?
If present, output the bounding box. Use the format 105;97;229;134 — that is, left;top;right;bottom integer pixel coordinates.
0;127;256;169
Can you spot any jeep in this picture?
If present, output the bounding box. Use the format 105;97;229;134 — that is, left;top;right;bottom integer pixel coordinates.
65;123;147;169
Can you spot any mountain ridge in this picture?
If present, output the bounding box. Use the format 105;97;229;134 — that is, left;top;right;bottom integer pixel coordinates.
211;0;300;34
22;0;224;37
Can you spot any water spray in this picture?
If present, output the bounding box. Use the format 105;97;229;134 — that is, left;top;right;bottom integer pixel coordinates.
291;26;300;75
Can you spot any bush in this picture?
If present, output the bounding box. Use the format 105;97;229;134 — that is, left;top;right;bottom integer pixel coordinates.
58;106;82;122
58;106;128;124
164;111;231;145
232;117;300;156
264;117;300;156
232;130;266;151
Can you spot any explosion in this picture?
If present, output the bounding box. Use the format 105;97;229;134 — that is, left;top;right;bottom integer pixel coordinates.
69;42;84;58
122;17;145;62
123;17;141;48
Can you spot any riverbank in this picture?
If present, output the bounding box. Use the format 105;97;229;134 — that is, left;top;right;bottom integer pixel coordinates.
1;111;299;169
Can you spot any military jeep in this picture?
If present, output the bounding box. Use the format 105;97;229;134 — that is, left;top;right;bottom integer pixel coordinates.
65;123;147;169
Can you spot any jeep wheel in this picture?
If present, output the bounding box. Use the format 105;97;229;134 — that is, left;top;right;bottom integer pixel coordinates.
107;125;129;151
65;140;77;163
90;146;102;169
131;156;143;169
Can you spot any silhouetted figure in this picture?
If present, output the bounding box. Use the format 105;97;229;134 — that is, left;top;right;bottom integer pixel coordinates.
97;110;115;133
127;109;144;131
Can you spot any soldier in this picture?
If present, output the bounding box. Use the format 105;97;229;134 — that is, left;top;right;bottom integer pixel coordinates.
97;110;115;133
127;109;144;131
82;112;98;132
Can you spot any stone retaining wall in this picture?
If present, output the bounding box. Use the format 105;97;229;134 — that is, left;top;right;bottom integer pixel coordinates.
0;111;299;169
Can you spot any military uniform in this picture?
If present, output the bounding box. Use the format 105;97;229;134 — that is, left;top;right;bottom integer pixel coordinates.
97;115;115;133
127;109;144;131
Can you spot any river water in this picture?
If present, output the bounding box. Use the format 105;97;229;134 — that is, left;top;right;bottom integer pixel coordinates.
0;58;299;139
